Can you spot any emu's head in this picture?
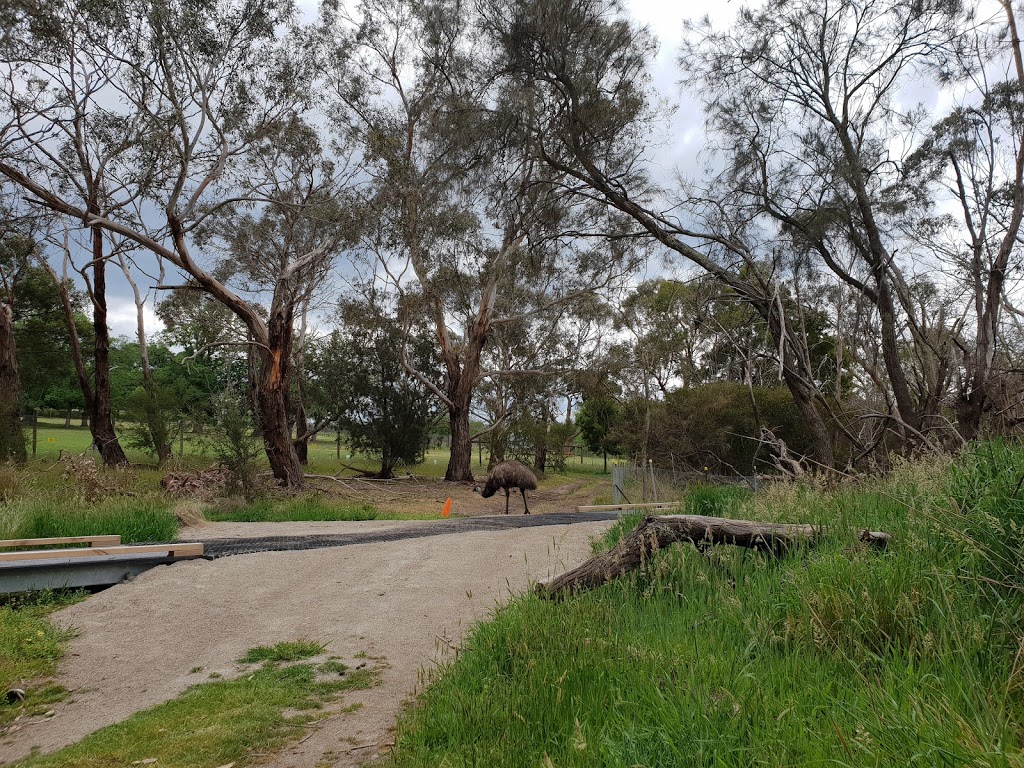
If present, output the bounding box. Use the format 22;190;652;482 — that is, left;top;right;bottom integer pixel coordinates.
473;484;495;498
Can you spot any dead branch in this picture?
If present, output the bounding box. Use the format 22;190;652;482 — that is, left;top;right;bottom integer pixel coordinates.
536;514;891;599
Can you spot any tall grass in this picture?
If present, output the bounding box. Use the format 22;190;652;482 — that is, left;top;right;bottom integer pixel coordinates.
0;496;178;543
389;444;1024;767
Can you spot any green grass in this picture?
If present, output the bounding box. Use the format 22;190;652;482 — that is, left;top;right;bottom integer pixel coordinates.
387;445;1024;767
17;661;379;768
238;641;326;664
0;496;178;544
0;590;86;727
205;496;380;523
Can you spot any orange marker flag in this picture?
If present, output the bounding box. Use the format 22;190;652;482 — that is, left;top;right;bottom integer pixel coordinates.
441;498;452;518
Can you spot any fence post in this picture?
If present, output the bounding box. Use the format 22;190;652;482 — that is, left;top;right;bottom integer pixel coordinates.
612;465;624;505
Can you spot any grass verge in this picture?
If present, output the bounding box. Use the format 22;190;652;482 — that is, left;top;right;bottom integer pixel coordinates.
388;445;1024;766
0;496;178;544
204;496;380;523
17;655;379;767
0;590;86;728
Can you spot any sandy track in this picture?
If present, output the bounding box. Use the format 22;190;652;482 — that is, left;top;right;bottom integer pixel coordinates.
0;519;612;766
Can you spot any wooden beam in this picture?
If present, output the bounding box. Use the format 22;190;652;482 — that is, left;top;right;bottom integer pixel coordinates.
575;502;680;512
0;535;122;549
0;543;204;562
537;514;891;598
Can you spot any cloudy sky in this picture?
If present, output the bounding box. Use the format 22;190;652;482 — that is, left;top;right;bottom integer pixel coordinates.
98;0;983;340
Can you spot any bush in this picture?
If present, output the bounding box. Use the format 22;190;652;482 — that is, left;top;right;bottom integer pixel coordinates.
205;387;263;499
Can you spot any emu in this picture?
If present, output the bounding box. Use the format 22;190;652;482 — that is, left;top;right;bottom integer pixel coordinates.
473;460;538;515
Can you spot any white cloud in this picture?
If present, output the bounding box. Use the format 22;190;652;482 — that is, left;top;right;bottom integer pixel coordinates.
105;299;165;343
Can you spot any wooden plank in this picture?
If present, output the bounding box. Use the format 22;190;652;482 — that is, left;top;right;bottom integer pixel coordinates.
0;543;204;562
575;502;680;513
0;535;122;549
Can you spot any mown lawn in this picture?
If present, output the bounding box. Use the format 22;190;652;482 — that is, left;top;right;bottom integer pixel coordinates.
388;443;1024;766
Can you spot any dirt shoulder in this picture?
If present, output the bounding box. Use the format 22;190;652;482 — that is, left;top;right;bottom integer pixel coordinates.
0;519;613;766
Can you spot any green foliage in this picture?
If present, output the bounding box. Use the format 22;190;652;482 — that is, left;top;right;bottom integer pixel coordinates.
615;382;817;473
388;447;1024;767
684;484;752;516
950;440;1024;591
312;299;441;478
576;397;621;459
205;387;263;499
238;641;325;664
112;342;214;462
11;265;91;412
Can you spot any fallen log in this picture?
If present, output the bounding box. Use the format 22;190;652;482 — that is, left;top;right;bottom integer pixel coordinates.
537;514;891;599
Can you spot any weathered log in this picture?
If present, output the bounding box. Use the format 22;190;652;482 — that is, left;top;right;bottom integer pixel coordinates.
537;514;891;599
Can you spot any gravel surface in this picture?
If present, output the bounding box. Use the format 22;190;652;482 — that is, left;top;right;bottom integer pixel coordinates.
0;518;614;766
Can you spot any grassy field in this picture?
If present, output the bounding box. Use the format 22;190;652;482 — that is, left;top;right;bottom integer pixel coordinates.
386;443;1024;766
19;418;614;476
0;420;613;542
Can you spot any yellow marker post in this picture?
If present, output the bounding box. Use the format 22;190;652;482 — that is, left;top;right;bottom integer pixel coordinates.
441;498;452;518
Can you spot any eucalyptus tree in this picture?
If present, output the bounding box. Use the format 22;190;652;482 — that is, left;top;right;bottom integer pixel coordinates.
680;0;959;445
904;1;1024;438
0;0;356;485
328;0;640;481
0;0;147;465
490;0;848;470
0;218;30;462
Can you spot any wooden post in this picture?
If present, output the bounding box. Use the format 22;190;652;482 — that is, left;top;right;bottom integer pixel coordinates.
31;409;37;456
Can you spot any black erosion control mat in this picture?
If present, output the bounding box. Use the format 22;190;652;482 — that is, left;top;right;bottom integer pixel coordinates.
198;511;620;559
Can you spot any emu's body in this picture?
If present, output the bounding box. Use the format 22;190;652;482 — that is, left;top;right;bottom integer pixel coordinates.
475;460;538;514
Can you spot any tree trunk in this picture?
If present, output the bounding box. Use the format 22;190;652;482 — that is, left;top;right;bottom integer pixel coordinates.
88;225;129;467
251;309;304;487
292;399;309;465
64;406;72;428
0;301;26;463
446;403;474;482
537;514;891;598
118;250;171;464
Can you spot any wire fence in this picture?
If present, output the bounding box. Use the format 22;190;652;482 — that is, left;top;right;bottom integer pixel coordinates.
610;463;766;505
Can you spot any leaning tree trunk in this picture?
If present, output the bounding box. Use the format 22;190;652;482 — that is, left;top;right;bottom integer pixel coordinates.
251;309;304;487
0;300;26;463
88;225;129;467
537;514;891;598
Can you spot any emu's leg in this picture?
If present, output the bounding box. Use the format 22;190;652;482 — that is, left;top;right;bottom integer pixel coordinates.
522;488;530;514
504;488;510;514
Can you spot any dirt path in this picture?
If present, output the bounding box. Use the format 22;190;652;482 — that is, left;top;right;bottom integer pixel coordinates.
0;518;614;766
